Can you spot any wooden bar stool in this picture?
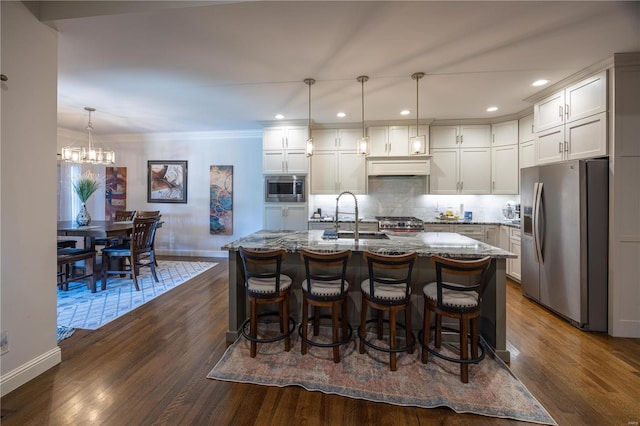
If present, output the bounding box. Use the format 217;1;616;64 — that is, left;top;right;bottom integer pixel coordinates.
420;255;492;383
238;246;295;358
299;249;352;363
358;251;418;371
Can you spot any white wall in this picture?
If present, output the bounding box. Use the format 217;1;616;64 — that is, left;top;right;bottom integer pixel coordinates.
57;129;264;257
0;2;60;396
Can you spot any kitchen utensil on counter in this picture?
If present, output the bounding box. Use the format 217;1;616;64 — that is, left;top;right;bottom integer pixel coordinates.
502;201;516;220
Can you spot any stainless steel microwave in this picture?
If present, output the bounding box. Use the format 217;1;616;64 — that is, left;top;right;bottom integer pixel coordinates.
265;175;305;202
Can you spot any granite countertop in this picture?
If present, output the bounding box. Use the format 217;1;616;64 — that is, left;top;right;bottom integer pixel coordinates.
221;230;516;259
308;217;379;223
424;219;521;229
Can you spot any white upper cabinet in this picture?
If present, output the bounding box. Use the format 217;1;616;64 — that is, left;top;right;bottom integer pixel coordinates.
534;71;607;133
430;125;491;149
263;126;308;174
518;114;535;143
313;128;361;151
491;120;518;147
491;144;519;194
310;150;366;194
368;125;429;156
430;147;491;194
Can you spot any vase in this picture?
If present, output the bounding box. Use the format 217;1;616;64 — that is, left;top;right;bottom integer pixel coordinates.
76;203;92;226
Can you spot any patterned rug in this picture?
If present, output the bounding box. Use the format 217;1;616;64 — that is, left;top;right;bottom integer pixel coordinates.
56;325;76;343
57;260;217;330
208;329;556;425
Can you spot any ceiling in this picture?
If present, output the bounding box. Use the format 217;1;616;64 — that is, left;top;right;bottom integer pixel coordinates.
37;1;640;135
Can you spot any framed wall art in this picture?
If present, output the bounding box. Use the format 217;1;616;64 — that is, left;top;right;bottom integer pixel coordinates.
147;160;188;203
105;166;127;219
210;165;233;234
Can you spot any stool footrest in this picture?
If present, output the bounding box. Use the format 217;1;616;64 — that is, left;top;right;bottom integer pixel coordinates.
298;315;353;349
358;318;415;354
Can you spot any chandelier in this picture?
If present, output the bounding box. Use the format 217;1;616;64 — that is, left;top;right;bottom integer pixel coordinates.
61;107;115;165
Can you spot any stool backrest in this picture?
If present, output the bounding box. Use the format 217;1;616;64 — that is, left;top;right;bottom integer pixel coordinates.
300;249;352;299
238;247;287;297
363;251;418;301
430;255;492;308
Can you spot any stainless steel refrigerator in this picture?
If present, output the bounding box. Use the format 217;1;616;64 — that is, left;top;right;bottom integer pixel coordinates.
520;158;608;331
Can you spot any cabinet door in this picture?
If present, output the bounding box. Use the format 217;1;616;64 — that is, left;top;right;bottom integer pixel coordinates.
313;129;338;151
387;126;410;156
263;127;285;150
263;151;286;174
566;112;607;161
509;237;521;281
499;225;511;250
519;114;534;143
282;205;308;231
285;151;308;174
460;125;491;147
264;205;284;229
429;149;459;194
535;126;565;165
485;225;500;247
310;151;338;194
455;225;485;242
368;126;388;156
460;148;491;194
534;90;565;133
492;144;519;194
491;120;518;147
425;224;453;232
338;151;366;194
284;126;309;150
337;128;361;151
430;126;458;149
565;71;607;123
519;141;535;169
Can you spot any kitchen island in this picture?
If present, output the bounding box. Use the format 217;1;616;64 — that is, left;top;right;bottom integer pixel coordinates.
222;230;516;362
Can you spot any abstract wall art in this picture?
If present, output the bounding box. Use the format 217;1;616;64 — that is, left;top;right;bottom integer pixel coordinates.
210;165;233;234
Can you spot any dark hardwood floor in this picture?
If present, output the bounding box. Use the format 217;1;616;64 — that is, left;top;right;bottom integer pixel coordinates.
2;256;639;425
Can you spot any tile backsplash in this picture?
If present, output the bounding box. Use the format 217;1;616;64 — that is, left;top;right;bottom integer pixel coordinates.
309;176;519;222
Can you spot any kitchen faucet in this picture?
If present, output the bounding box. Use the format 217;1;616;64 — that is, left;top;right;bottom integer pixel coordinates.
335;190;359;242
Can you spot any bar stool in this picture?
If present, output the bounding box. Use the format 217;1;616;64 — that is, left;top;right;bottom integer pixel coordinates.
359;251;418;371
238;246;296;358
420;255;492;383
299;249;352;363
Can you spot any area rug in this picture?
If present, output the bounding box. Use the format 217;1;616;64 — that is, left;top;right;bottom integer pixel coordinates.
57;260;216;330
208;330;556;425
56;325;76;343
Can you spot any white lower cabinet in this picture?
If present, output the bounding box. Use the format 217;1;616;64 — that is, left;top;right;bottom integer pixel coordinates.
484;225;500;247
508;228;521;281
308;221;378;232
424;224;454;232
264;204;307;231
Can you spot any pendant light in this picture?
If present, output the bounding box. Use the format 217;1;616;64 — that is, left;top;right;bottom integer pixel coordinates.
61;107;115;165
304;78;316;157
409;72;427;155
357;75;369;155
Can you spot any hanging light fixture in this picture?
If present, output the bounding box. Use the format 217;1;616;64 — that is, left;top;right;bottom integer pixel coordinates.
304;78;316;157
61;107;115;165
357;75;369;155
409;72;427;155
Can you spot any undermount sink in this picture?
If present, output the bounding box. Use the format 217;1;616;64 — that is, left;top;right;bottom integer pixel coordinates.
337;231;390;240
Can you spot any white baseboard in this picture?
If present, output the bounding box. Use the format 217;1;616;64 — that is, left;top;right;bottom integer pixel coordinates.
0;347;62;397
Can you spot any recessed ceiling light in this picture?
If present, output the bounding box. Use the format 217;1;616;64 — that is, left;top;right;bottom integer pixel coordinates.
532;79;549;87
400;109;411;116
486;106;498;112
275;114;284;119
337;112;346;118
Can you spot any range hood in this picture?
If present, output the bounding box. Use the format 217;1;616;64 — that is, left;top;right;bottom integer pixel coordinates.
366;158;430;176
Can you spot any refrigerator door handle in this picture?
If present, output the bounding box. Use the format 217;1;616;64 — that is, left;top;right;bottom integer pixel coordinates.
533;181;544;264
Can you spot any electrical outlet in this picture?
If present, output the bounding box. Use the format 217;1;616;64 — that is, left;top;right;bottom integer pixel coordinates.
0;330;8;355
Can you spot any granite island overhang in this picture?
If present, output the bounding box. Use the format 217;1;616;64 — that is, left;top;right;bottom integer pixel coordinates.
222;230;516;362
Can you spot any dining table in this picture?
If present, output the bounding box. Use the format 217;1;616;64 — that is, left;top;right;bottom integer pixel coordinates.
57;220;134;250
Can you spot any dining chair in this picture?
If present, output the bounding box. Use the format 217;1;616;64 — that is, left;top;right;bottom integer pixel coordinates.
57;248;97;292
135;211;161;265
100;217;159;291
420;255;492;383
238;246;295;358
359;251;418;371
95;210;137;248
299;249;352;363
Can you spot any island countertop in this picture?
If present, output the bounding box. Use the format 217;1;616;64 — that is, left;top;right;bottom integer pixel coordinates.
221;229;516;259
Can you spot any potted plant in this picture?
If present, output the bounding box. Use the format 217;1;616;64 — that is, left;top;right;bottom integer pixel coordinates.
73;170;101;225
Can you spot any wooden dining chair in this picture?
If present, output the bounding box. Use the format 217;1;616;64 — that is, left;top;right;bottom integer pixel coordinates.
95;210;137;248
100;217;160;291
135;211;161;265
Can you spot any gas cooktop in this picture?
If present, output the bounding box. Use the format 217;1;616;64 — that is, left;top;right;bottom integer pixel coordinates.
375;216;424;231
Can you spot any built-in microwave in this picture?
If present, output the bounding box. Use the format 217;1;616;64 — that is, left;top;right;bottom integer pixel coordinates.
265;175;305;202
